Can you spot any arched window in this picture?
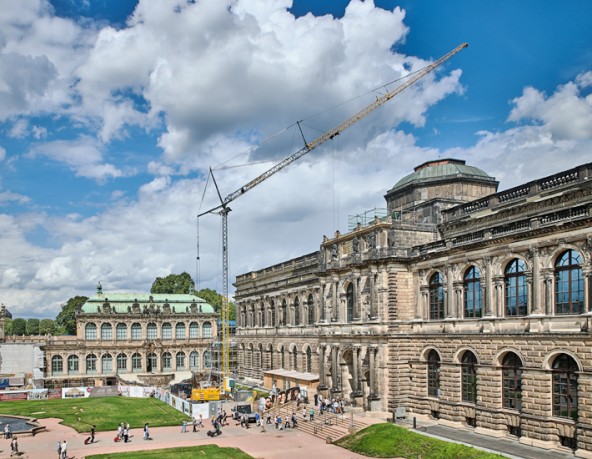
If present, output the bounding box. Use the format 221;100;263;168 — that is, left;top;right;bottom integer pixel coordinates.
280;347;286;369
294;297;300;326
552;354;578;419
427;350;440;397
429;273;445;320
146;353;157;372
162;323;172;340
203;350;211;369
346;283;354;322
281;300;287;326
147;323;157;340
176;322;186;339
502;353;523;410
67;355;79;374
116;323;127;340
260;304;266;327
463;267;482;318
132;353;142;372
305;347;312;373
86;354;97;374
189;322;199;338
85;323;97;340
162;352;172;370
292;348;298;371
307;294;315;325
176;352;186;369
461;351;477;403
202;322;212;338
131;322;142;340
555;250;584;314
117;353;127;371
505;259;527;316
52;355;63;374
270;301;276;326
102;353;112;373
190;351;199;370
100;323;112;340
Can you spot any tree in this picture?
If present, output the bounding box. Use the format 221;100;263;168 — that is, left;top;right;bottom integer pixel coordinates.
11;318;26;335
26;318;40;335
197;288;236;320
150;272;195;295
39;318;55;335
56;296;88;335
3;318;12;336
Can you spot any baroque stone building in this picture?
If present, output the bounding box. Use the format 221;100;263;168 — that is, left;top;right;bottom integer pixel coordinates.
235;159;592;456
44;288;217;388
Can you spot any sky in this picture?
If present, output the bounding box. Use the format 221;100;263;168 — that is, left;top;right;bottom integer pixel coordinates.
1;0;591;319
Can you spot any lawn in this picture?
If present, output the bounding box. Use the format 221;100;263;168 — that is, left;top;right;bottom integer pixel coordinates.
86;444;254;459
0;396;190;433
335;423;509;459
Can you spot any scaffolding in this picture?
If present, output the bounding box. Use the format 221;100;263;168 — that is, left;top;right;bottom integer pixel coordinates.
348;208;388;232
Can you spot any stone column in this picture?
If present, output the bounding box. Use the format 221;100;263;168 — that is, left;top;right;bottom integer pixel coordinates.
484;256;493;316
583;267;590;313
332;280;338;321
445;265;454;318
331;345;339;390
355;275;361;320
369;271;377;318
352;345;360;393
494;276;504;317
318;344;327;389
453;282;463;318
319;283;326;321
368;346;378;399
419;287;428;320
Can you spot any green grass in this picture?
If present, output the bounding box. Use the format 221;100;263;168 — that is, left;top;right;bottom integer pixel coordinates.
335;423;508;459
0;396;190;433
87;444;254;459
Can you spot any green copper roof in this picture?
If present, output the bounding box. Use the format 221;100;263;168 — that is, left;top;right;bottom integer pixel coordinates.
392;159;495;190
81;293;215;314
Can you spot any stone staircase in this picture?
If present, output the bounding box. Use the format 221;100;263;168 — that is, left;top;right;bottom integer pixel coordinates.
263;400;370;442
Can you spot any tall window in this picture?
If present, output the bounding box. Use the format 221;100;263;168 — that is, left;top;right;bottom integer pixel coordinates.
294;297;300;326
116;323;127;340
305;347;312;373
307;294;315;325
147;323;157;340
131;322;142;340
429;273;445;320
555;250;584;314
147;353;157;372
463;267;482;318
202;322;212;337
68;355;79;374
162;352;172;370
86;354;97;374
117;353;127;371
269;301;275;326
52;356;63;374
85;323;97;340
281;300;287;325
502;353;522;410
190;351;199;370
203;350;211;369
552;354;578;419
461;351;477;403
280;347;285;369
101;323;112;340
505;259;527;316
346;284;354;322
162;323;172;339
176;322;186;339
102;353;112;373
292;349;298;371
132;353;142;372
176;352;186;369
260;304;266;327
427;350;441;398
189;322;199;338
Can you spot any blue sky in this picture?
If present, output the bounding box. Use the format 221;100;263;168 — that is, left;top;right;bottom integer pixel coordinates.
1;0;591;318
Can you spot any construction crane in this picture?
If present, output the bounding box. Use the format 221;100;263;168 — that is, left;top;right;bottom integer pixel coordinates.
198;42;468;391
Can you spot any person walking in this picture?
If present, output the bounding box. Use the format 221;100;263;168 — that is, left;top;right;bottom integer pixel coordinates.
61;440;67;459
123;426;129;443
192;417;198;432
309;406;315;422
10;437;18;457
90;425;95;443
143;423;150;440
181;419;187;433
196;414;204;428
57;441;62;459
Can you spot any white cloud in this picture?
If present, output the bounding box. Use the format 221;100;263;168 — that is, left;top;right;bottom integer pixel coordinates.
0;145;5;161
0;191;30;205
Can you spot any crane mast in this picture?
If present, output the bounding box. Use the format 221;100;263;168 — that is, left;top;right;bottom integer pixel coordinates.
199;42;468;390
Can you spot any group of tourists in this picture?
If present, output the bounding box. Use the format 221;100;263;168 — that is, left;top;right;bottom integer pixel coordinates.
316;394;346;415
116;422;131;443
56;439;66;459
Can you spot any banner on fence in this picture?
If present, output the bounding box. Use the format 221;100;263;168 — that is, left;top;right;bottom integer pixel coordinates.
62;387;92;398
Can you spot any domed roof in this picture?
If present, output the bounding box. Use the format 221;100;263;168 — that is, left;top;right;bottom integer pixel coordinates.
392;158;494;190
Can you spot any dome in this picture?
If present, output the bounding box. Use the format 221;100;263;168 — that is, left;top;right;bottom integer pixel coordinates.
391;158;494;190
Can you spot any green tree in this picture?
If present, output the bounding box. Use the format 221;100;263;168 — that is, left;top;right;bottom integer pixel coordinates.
39;318;55;335
3;318;12;336
150;272;195;294
197;288;236;320
11;318;26;335
26;318;40;335
56;296;88;335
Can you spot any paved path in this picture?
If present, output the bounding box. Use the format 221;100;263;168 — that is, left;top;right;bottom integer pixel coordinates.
0;418;372;459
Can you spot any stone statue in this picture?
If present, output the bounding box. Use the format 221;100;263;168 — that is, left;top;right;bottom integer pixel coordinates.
330;244;338;259
388;229;396;248
352;237;359;253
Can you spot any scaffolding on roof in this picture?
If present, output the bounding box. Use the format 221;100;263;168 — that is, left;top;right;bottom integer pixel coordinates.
348;208;388;232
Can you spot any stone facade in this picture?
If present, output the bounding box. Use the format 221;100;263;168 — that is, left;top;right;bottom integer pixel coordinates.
234;159;592;456
44;291;218;388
